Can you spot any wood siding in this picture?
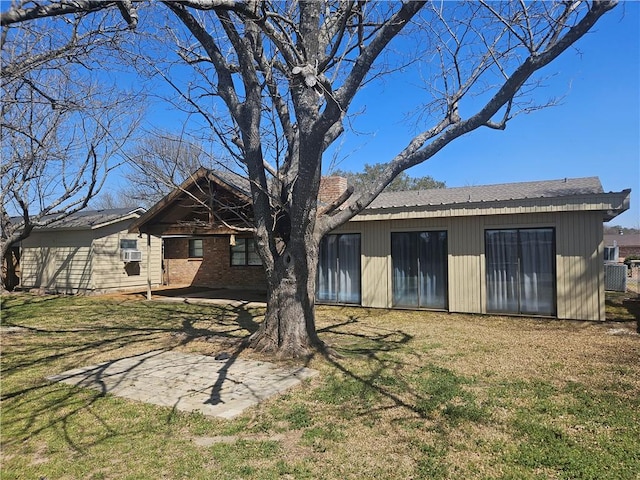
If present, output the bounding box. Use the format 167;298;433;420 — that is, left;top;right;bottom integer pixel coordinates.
21;231;92;293
330;210;605;321
555;212;604;321
20;220;162;293
92;222;162;291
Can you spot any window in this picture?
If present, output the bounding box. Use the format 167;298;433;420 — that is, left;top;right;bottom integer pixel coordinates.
317;234;361;304
604;245;619;262
391;231;448;309
231;238;262;266
120;239;137;249
485;228;555;315
189;239;204;258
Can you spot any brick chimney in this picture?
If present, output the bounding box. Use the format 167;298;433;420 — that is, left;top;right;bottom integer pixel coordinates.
319;176;348;204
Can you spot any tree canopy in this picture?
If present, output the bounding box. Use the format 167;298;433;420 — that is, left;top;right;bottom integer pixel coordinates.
333;163;445;193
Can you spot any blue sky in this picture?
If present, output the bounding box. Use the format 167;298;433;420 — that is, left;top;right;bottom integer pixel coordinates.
331;3;639;228
127;3;638;227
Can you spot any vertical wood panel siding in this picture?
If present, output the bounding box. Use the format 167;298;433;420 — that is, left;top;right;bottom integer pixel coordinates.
448;216;483;313
360;221;390;308
332;210;606;321
555;212;603;321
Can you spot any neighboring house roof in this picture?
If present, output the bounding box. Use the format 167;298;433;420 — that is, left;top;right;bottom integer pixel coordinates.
30;208;146;231
355;177;629;222
604;234;640;247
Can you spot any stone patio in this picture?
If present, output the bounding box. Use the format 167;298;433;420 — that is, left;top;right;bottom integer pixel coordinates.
47;350;318;419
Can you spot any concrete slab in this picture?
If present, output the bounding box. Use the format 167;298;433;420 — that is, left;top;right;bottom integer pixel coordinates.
47;350;318;419
143;287;267;308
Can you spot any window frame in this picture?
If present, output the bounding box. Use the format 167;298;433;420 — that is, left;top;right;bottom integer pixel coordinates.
188;238;204;258
391;230;448;309
230;237;262;266
316;233;361;305
120;238;137;250
485;227;556;316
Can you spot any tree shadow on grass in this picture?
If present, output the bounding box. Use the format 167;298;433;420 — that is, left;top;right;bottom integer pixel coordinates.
316;309;484;423
311;308;490;479
605;290;640;332
0;295;263;454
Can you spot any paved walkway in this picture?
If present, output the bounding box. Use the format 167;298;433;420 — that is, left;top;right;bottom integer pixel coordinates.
47;350;318;419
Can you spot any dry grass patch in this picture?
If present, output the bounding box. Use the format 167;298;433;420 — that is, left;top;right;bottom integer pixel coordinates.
1;293;639;479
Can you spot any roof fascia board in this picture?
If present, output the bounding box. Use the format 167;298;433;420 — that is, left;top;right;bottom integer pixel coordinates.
350;190;631;222
90;214;142;230
29;210;144;232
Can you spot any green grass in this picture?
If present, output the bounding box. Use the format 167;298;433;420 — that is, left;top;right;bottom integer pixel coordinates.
1;293;639;479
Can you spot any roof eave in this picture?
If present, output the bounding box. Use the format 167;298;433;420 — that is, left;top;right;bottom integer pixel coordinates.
352;190;632;221
91;208;146;230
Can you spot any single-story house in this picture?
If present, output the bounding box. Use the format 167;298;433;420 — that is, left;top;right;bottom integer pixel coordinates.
603;232;640;262
18;208;162;294
129;169;630;321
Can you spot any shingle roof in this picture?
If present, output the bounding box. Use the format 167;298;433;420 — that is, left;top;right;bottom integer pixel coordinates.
604;234;640;247
366;177;604;210
211;169;251;195
34;208;145;230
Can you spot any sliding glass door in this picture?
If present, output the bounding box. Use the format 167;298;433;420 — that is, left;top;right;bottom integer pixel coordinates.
317;234;361;304
392;231;448;309
485;228;555;315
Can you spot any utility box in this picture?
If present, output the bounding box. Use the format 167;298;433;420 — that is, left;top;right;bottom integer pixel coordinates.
604;263;627;292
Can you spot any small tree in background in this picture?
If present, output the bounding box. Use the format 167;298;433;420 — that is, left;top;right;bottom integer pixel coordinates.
333;163;445;193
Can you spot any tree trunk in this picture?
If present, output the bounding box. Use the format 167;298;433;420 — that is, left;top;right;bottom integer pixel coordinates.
249;236;323;358
0;240;12;292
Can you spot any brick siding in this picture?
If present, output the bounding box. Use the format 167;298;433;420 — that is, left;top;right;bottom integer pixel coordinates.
319;176;348;204
620;246;640;260
163;236;266;289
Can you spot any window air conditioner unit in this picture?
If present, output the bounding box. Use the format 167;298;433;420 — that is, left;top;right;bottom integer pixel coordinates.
121;249;143;262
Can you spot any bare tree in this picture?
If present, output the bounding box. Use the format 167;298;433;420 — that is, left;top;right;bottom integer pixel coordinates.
0;6;140;289
91;191;139;211
125;131;229;208
1;1;618;356
92;130;231;210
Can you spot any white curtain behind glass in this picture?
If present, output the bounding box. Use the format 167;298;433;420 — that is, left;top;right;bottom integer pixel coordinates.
486;229;554;315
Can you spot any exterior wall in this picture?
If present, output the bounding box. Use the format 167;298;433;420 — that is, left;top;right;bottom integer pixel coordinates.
603;234;640;261
21;230;93;293
20;220;162;294
92;223;162;292
163;236;266;290
331;210;606;321
555;212;604;321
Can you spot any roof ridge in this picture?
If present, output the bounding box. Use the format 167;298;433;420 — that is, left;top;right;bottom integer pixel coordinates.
377;176;602;196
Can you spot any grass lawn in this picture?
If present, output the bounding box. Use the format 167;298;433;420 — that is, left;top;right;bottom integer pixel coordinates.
1;292;639;479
